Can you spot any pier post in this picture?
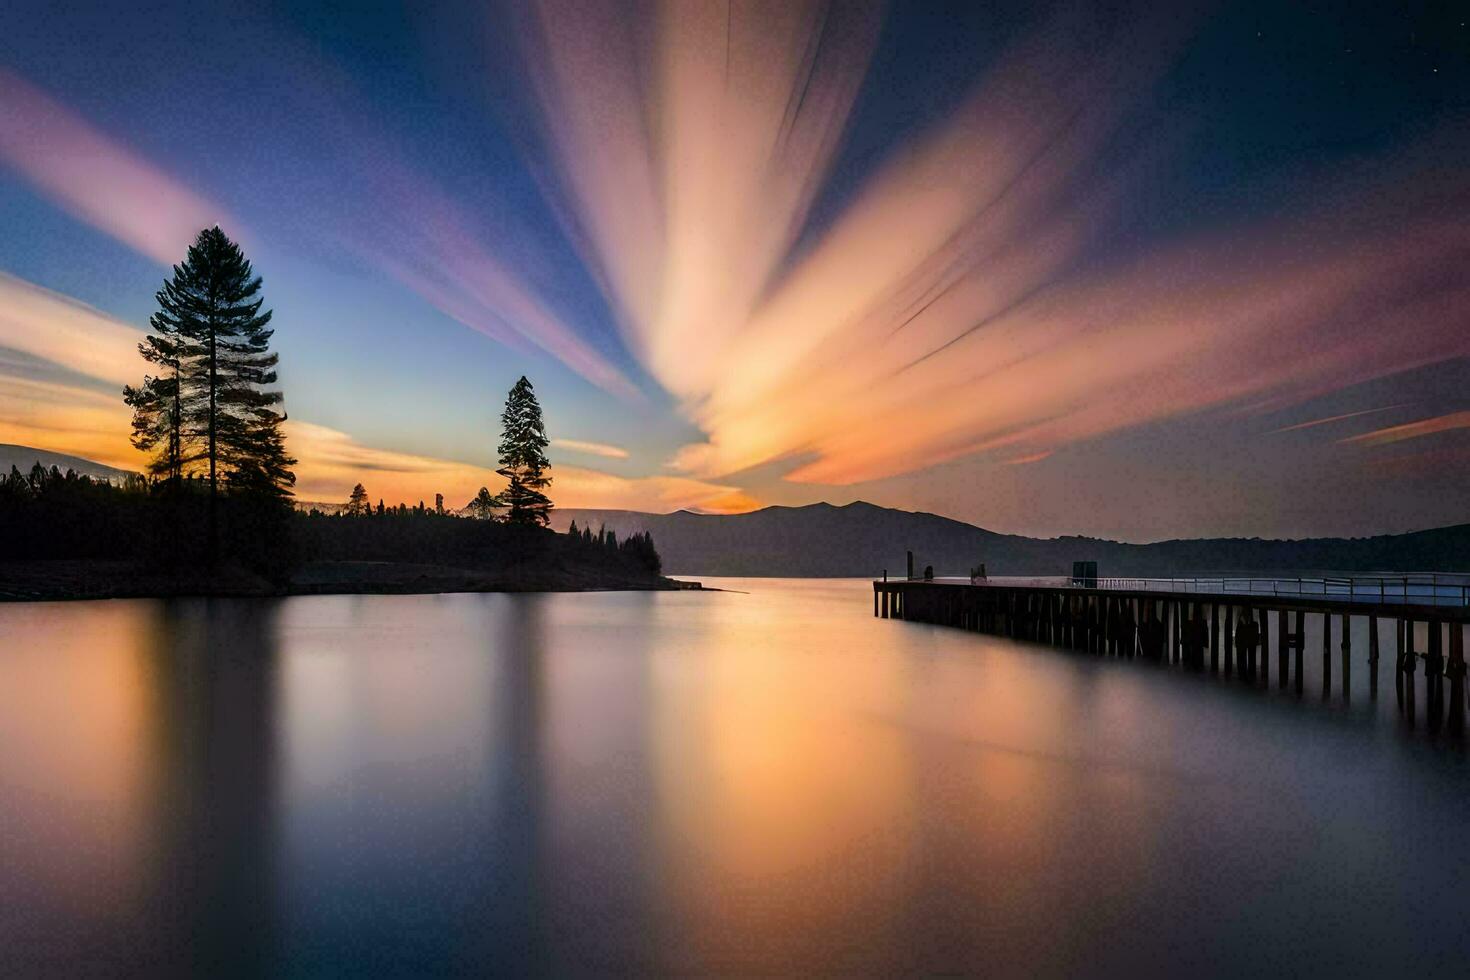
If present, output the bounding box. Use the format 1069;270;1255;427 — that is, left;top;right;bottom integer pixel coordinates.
1340;612;1351;700
1210;603;1220;673
1402;620;1417;726
1277;608;1288;687
1223;606;1235;675
1322;612;1332;698
1368;614;1380;699
1428;621;1444;734
1256;608;1268;685
1396;618;1407;708
1294;611;1306;694
1449;625;1465;737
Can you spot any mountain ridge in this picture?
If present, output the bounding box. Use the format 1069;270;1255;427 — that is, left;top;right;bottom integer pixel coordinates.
0;444;136;484
552;501;1470;577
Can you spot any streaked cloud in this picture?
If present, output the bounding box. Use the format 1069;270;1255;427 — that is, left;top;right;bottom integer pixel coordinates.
0;70;228;265
1341;411;1470;448
1003;451;1053;466
0;66;641;400
0;374;134;469
0;274;144;468
343;177;643;399
0;273;147;388
1269;405;1407;434
552;437;629;459
508;3;1470;491
511;0;880;391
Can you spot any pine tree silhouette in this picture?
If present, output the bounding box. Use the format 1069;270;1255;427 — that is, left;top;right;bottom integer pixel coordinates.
347;483;370;516
496;376;553;526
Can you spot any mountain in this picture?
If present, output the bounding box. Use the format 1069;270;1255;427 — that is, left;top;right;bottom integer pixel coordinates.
0;444;136;484
551;501;1470;577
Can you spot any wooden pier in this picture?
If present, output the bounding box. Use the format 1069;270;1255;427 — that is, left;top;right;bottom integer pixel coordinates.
874;576;1470;733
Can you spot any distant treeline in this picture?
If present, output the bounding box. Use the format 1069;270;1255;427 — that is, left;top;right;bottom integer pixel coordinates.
0;464;661;580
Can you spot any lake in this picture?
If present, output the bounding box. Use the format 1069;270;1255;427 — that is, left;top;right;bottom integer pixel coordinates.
2;579;1467;975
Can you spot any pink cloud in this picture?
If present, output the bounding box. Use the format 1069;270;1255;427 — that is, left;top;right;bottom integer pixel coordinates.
0;69;229;265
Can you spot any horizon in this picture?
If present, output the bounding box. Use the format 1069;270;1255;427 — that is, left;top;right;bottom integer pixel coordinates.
2;1;1468;540
10;430;1466;549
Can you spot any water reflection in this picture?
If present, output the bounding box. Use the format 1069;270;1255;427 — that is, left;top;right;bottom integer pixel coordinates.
0;581;1467;975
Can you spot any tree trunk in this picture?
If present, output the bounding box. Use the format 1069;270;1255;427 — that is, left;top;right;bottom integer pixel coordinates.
207;284;218;565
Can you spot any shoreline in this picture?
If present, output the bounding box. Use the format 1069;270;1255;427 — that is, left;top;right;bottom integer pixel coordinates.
0;559;691;602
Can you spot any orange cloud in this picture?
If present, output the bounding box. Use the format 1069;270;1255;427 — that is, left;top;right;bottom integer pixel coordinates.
0;273;146;387
1341;411;1470;447
0;375;134;469
289;420;755;512
1003;451;1053;466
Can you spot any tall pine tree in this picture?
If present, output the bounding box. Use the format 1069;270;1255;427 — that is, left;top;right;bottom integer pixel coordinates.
496;376;553;526
127;227;295;563
144;227;295;502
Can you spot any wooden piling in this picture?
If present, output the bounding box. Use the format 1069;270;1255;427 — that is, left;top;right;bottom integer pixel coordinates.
1210;603;1220;673
1223;606;1235;675
1428;621;1444;734
1340;612;1351;701
1294;610;1305;695
1368;614;1380;698
1322;611;1332;698
1403;619;1417;726
1277;608;1288;687
1449;625;1465;737
1257;608;1268;686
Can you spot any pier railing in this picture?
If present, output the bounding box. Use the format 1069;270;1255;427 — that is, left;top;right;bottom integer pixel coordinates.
1089;574;1470;607
922;573;1470;607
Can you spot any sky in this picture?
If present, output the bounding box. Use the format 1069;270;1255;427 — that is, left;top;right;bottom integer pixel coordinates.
1;0;1467;541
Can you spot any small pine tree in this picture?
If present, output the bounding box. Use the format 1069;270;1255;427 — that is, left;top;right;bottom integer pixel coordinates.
496;376;553;526
347;483;369;516
466;486;501;520
568;519;579;537
435;492;445;515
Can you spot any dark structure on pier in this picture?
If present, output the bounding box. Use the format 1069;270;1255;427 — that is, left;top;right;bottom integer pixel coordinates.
874;576;1470;734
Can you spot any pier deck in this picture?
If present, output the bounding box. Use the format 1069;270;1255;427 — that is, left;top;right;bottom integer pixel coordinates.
874;575;1469;733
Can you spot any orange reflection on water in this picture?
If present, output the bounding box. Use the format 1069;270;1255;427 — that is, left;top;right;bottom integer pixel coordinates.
647;630;918;967
0;602;154;920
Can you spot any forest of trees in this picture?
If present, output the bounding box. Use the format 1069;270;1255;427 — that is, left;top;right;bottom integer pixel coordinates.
0;226;663;587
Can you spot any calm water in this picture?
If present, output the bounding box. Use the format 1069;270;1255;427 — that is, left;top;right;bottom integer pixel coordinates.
2;579;1467;976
